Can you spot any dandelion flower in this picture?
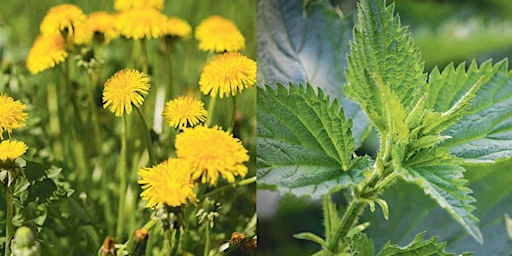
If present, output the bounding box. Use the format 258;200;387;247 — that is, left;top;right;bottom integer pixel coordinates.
103;69;150;116
26;33;68;74
138;158;197;208
116;7;167;40
175;125;249;185
162;17;192;39
0;140;28;162
40;4;87;37
199;52;256;98
0;94;27;139
74;11;119;45
163;96;207;129
114;0;164;11
195;16;245;52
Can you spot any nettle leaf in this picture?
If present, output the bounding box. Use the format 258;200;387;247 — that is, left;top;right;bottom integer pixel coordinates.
346;0;427;132
257;84;372;198
399;156;482;243
351;233;375;256
377;232;452;256
426;59;512;163
258;0;370;147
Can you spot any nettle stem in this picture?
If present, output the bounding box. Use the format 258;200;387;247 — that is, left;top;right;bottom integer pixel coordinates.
327;136;397;253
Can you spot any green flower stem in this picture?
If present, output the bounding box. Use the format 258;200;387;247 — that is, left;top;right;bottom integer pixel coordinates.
165;39;176;100
135;106;155;165
201;176;256;200
140;38;149;74
228;95;237;133
47;81;63;161
205;96;217;127
203;223;211;256
116;217;159;256
4;186;13;256
116;114;128;238
87;71;102;156
171;227;181;256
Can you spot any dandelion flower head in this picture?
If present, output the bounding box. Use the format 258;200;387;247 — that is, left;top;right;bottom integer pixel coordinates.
73;11;120;45
114;0;164;11
40;4;87;37
0;140;28;162
195;16;245;52
0;94;27;139
26;33;68;74
116;7;167;40
163;17;192;39
175;125;249;185
103;69;150;116
199;52;256;98
163;96;207;129
138;158;197;208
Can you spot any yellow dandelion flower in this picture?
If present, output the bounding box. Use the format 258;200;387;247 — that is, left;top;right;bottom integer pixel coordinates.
163;17;192;38
0;94;27;139
195;16;245;52
162;96;207;129
199;52;256;98
0;140;28;162
138;158;197;208
114;0;164;11
103;69;150;116
26;33;68;74
116;7;167;40
175;125;249;185
74;11;119;45
40;4;87;37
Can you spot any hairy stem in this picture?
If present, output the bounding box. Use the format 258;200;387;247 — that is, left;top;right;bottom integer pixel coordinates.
327;199;365;252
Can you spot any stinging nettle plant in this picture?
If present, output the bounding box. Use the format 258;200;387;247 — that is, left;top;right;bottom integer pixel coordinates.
257;0;512;254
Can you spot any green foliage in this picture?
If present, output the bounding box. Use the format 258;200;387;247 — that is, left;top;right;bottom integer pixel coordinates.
427;60;512;164
345;0;426;132
350;232;453;256
257;0;370;147
257;84;373;198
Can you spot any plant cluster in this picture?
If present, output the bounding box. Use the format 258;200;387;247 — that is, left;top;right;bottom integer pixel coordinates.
258;0;512;254
1;0;256;255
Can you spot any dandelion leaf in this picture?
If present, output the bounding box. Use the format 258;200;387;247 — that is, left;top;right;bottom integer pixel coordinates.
257;84;372;198
376;232;452;256
426;59;512;164
346;0;427;132
257;0;370;147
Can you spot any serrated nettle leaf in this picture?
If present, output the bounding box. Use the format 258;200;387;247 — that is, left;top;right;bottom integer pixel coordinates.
399;163;482;243
350;233;375;256
377;232;453;256
346;0;427;132
257;84;372;198
373;73;409;146
426;59;512;163
257;0;370;148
